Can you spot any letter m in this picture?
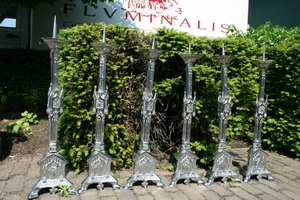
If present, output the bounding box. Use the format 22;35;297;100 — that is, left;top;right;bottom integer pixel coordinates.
126;11;141;21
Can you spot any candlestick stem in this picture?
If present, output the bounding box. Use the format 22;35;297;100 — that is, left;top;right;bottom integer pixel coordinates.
125;45;164;190
244;59;274;183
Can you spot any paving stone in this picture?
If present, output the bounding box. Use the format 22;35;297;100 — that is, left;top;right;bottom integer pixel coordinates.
273;174;300;188
260;179;283;191
11;162;30;176
101;197;118;200
3;194;23;200
270;167;299;180
133;185;150;195
22;178;39;197
98;187;116;197
64;195;81;200
281;190;300;200
224;196;242;200
168;191;191;200
278;182;300;195
209;183;233;196
147;185;171;200
239;182;264;195
257;193;278;200
115;189;136;200
0;180;6;194
3;175;24;193
80;188;100;200
282;166;300;178
252;184;291;200
0;165;13;181
19;156;32;162
229;187;260;200
268;158;285;167
39;193;61;200
136;195;154;200
178;184;206;200
202;189;223;200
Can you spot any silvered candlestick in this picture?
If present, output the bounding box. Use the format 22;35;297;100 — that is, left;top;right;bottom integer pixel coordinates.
125;41;164;190
79;41;121;193
206;53;240;185
244;59;275;182
29;17;75;199
169;46;204;187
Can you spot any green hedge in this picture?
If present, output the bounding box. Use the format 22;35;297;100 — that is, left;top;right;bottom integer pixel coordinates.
0;48;50;116
58;24;268;172
264;42;300;158
2;23;298;172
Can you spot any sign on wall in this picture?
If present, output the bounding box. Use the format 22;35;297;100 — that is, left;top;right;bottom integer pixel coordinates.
32;0;249;49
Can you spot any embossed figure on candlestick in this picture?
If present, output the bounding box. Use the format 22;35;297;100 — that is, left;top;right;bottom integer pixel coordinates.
79;25;121;193
28;16;76;199
125;37;164;190
244;45;274;182
206;44;240;186
169;44;204;188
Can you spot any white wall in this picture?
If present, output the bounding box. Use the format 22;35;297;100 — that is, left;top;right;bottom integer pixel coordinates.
32;0;249;49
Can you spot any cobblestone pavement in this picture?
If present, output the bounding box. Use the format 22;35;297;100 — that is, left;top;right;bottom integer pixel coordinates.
1;148;300;200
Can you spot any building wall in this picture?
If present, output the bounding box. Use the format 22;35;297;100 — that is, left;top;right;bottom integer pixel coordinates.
248;0;300;28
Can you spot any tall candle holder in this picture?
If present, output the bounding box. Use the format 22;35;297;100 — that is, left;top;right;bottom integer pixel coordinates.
244;46;275;182
124;38;164;190
206;44;240;185
169;45;204;187
78;26;121;193
28;16;76;199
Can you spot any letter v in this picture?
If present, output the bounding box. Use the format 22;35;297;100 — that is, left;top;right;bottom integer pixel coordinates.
103;8;117;18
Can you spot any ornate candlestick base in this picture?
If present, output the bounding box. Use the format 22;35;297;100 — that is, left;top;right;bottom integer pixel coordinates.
78;151;121;193
244;147;274;182
169;151;203;187
124;152;164;190
206;150;240;185
28;153;76;199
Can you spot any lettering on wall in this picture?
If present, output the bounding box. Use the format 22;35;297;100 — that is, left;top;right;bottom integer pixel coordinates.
61;0;234;35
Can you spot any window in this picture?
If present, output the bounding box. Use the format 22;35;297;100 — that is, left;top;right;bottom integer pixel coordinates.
0;2;18;28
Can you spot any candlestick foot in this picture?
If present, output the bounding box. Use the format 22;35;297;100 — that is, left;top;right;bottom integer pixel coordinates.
124;152;164;190
28;152;75;199
169;151;204;188
243;148;273;183
205;150;239;185
79;151;120;193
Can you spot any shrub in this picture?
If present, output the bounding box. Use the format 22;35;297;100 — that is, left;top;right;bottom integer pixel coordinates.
58;24;264;171
0;48;50;115
6;111;39;140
